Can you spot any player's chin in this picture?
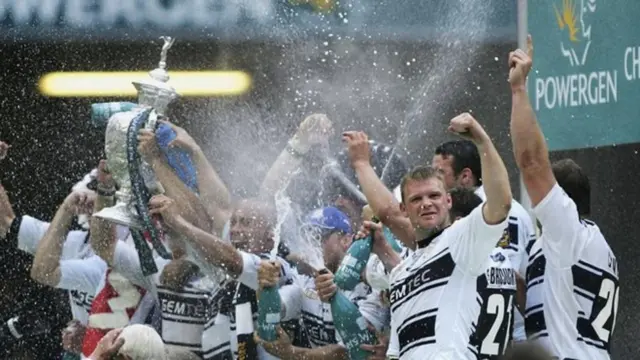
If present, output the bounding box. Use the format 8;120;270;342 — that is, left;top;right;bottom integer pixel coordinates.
418;217;441;230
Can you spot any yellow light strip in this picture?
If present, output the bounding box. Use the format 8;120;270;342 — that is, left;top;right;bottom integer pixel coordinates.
38;71;252;97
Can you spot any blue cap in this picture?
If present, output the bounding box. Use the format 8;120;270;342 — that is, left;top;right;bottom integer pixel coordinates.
304;207;352;234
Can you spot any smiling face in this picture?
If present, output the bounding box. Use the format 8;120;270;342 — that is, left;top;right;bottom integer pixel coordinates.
399;167;452;233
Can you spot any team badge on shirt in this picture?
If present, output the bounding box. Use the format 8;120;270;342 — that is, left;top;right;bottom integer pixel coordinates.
496;228;510;248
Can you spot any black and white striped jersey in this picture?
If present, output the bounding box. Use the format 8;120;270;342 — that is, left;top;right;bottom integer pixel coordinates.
157;275;222;356
202;281;234;360
475;186;536;342
280;274;382;348
388;206;508;359
467;247;517;359
525;184;619;360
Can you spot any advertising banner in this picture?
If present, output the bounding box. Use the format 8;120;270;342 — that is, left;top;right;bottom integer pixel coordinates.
528;0;640;150
0;0;515;42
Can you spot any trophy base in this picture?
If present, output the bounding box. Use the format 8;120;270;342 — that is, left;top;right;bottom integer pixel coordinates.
93;203;142;229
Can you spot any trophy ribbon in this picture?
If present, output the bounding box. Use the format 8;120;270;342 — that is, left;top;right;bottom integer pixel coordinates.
126;108;172;275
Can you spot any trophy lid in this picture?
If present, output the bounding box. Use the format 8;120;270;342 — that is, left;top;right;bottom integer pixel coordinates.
133;36;179;111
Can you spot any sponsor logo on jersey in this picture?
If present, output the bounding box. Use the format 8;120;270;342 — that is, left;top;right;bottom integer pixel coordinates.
496;228;510;248
390;266;431;303
71;290;95;309
303;317;335;344
161;298;207;318
485;267;516;290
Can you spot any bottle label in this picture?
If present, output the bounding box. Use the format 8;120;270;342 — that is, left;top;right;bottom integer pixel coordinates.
356;316;368;331
265;313;280;324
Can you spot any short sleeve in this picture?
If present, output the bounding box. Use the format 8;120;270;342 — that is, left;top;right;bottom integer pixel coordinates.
279;281;304;322
533;183;586;268
449;204;509;274
112;241;165;291
236;251;261;291
57;256;107;292
357;290;389;332
60;230;92;260
16;215;50;254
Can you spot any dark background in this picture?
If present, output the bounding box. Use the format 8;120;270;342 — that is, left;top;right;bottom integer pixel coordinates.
0;39;637;359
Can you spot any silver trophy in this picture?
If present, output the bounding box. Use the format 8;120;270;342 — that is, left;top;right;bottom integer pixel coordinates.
93;36;179;228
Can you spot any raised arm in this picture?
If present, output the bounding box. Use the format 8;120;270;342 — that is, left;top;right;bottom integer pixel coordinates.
138;129;214;233
31;192;93;286
89;161;119;266
148;195;244;277
509;36;555;206
343;131;416;249
260;114;333;197
158;120;232;232
449;114;512;223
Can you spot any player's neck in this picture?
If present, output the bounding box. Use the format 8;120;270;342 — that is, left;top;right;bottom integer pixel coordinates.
415;218;451;248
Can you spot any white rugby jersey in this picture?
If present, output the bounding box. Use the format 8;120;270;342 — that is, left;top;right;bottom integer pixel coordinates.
388;205;508;359
525;184;619;360
280;273;385;348
202;281;235;360
112;241;218;356
475;187;535;342
467;247;517;359
230;251;297;360
57;255;107;324
16;215;98;323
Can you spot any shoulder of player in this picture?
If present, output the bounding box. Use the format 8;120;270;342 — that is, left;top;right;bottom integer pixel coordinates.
508;200;534;225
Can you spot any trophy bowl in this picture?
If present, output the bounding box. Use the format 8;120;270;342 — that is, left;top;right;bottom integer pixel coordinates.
92;109;146;229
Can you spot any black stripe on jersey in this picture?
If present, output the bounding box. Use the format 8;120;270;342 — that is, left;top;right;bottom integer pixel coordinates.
525;303;547;339
525;235;537;255
157;284;211;296
203;342;233;360
526;248;545;288
163;340;202;354
389;248;454;313
573;261;619;353
398;308;437;357
161;315;206;325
